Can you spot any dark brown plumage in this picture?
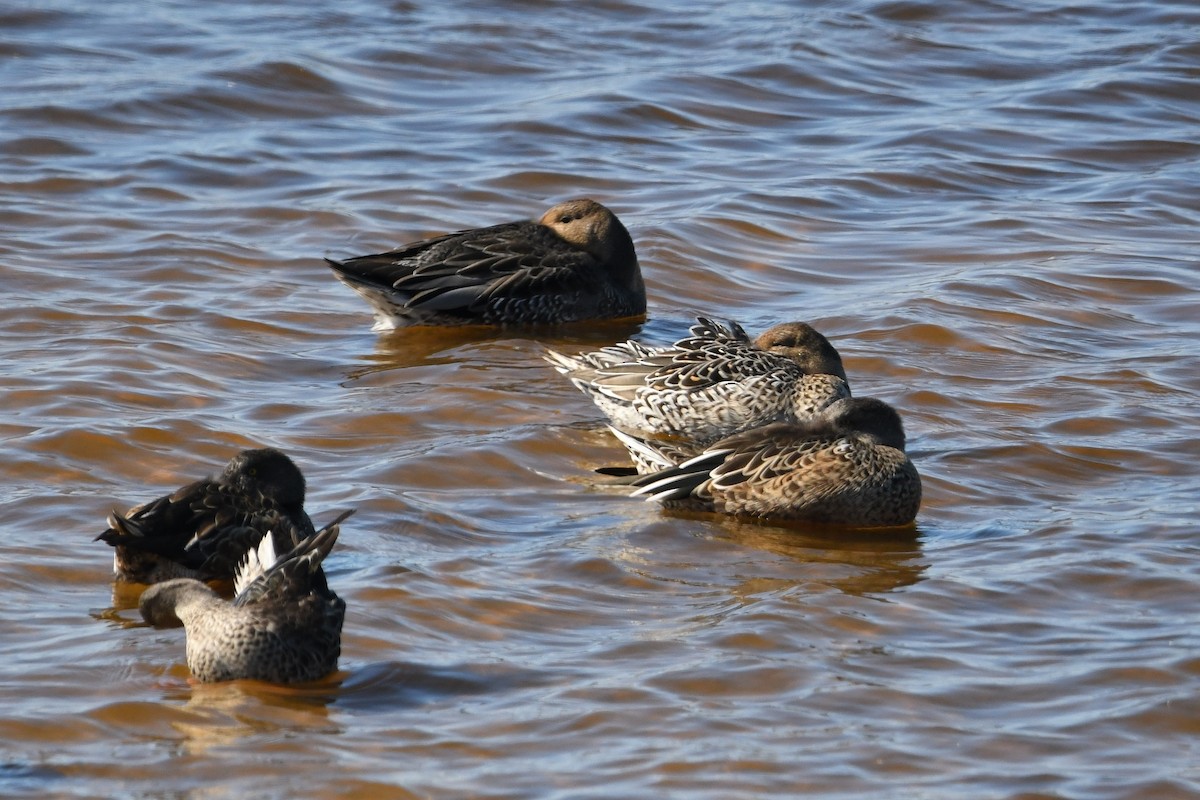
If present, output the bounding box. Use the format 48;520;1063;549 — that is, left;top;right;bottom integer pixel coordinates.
97;448;320;584
327;198;645;328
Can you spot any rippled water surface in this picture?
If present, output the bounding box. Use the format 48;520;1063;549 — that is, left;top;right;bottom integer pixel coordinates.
3;0;1200;797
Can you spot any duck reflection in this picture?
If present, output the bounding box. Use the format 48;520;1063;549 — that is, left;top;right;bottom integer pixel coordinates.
162;674;343;756
343;316;646;383
623;511;927;598
142;659;542;757
712;515;927;597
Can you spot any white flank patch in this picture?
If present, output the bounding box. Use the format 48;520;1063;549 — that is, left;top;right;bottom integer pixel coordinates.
234;532;279;596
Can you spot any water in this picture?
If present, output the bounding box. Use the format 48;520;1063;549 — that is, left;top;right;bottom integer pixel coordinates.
2;0;1199;797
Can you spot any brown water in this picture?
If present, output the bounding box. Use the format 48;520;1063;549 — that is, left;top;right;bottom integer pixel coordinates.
3;1;1199;797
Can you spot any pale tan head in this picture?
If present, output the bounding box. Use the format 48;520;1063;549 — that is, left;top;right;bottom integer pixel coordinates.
755;321;848;381
539;199;635;265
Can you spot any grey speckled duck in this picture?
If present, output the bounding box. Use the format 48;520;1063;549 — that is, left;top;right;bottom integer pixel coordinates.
139;510;351;684
98;448;324;584
327;198;645;329
629;397;921;527
546;317;851;473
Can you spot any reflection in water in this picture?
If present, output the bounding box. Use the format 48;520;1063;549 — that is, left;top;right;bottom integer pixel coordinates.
346;316;649;380
163;677;342;756
104;580;147;616
582;478;927;597
133;661;547;757
714;517;927;597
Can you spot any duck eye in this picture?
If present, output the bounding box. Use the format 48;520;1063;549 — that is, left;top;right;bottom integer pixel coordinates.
559;215;574;224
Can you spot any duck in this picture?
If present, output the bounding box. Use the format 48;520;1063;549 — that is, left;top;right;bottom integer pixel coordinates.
545;317;851;473
629;397;921;527
97;448;330;584
138;510;351;684
326;198;645;329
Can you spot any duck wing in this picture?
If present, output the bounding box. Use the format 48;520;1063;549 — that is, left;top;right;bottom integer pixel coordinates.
233;510;351;608
99;479;304;580
328;221;604;320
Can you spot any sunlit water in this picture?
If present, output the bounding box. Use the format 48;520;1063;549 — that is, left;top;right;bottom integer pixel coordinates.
2;0;1199;797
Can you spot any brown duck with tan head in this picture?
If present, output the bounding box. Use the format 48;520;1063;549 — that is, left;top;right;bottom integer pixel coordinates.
327;198;644;329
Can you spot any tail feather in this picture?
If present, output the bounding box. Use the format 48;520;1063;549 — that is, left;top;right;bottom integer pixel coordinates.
628;448;732;502
98;510;144;543
233;509;354;606
608;427;676;473
543;349;584;374
628;471;708;502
